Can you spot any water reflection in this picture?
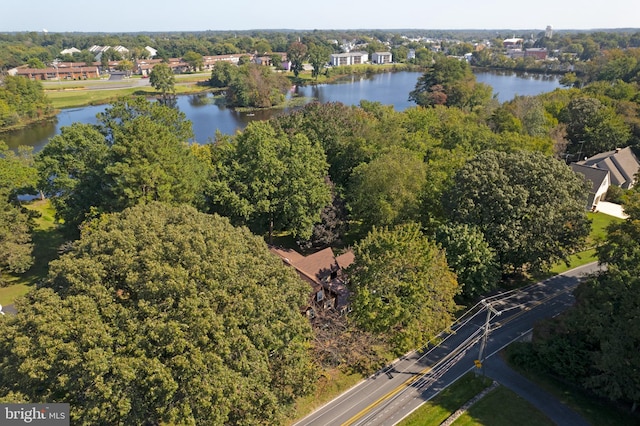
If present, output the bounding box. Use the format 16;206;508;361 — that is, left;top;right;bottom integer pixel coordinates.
4;71;561;151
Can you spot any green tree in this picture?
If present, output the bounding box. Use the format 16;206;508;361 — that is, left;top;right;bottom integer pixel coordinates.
182;50;203;72
225;64;290;108
443;150;591;273
409;55;493;110
0;202;316;424
209;61;237;88
116;59;134;75
434;223;500;301
287;41;307;78
0;75;53;130
347;148;426;232
0;142;37;282
208;121;331;242
562;96;631;158
149;63;176;100
533;195;640;411
347;222;459;352
27;57;46;69
37;98;206;235
307;44;329;80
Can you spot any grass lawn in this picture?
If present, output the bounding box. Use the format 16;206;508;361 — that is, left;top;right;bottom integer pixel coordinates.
399;373;493;426
452;386;554;426
46;84;209;109
0;199;65;306
546;211;623;275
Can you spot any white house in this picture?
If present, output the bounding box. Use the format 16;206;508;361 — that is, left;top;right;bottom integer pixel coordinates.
371;52;392;64
145;46;158;58
330;52;368;66
60;47;81;56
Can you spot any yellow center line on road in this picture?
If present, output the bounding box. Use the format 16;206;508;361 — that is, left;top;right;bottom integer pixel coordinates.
341;366;431;426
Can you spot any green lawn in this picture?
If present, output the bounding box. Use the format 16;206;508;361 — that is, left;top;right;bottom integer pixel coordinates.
0;199;65;306
399;373;493;426
452;386;554;426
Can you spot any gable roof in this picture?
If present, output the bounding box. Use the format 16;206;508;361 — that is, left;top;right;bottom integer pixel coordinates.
570;163;609;193
577;147;640;189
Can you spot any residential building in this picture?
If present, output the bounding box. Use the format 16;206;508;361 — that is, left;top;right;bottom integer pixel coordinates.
570;163;610;210
577;147;640;189
60;47;81;56
15;65;100;80
145;46;158;58
329;52;368;66
270;246;354;316
371;52;392;64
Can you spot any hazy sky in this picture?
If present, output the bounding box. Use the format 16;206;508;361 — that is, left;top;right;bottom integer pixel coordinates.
3;0;639;33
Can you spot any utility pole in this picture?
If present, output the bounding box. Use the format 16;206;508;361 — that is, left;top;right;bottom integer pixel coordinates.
475;299;501;375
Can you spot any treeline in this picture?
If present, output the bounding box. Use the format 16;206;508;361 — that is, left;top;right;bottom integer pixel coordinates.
210;62;291;108
0;76;53;130
2;28;640;71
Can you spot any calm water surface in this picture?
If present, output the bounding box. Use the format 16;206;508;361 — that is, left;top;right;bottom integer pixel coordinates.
4;70;561;152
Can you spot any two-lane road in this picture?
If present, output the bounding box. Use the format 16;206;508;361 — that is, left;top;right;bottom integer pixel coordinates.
295;262;601;426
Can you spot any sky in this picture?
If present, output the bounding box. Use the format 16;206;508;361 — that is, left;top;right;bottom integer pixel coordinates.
3;0;639;33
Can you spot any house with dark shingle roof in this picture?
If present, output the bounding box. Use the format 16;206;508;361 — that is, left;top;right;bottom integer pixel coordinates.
577;147;640;189
570;163;610;210
570;147;640;210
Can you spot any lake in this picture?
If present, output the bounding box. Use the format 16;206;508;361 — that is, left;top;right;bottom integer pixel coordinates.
4;70;562;152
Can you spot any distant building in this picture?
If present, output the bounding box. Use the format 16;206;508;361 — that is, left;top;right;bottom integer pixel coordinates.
503;37;523;48
60;47;81;56
525;48;548;60
330;52;368;66
145;46;158;58
371;52;392;64
545;25;553;39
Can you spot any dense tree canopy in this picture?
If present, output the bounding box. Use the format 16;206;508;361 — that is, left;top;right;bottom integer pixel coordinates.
225;63;291;108
562;95;631;158
530;192;640;412
0;202;316;424
409;55;493;110
36;98;206;235
347;148;426;232
347;223;459;352
443;150;591;273
0;76;53;130
207;121;331;241
0;142;37;282
434;223;500;301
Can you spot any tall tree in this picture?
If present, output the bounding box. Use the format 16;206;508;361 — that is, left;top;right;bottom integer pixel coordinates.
434;223;500;301
347;222;459;352
409;55;493;110
307;44;329;80
0;202;316;424
287;41;308;78
347;148;426;232
443;150;591;273
0;142;38;283
37;98;206;235
562;96;631;158
182;50;204;72
208;121;330;242
149;63;175;100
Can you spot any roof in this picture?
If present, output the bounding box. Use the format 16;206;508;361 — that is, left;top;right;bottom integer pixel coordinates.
570;163;609;193
336;250;355;270
577;147;640;189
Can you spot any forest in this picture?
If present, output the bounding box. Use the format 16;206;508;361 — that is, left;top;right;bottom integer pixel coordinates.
0;28;640;423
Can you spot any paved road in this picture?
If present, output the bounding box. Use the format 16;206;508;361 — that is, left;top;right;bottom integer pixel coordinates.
294;262;601;426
